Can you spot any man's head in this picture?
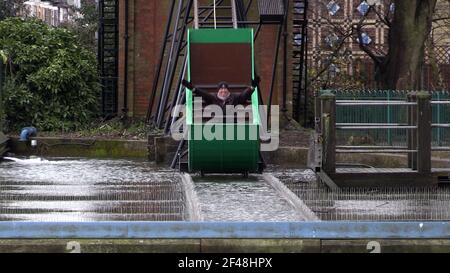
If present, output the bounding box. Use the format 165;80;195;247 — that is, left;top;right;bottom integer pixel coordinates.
217;81;230;101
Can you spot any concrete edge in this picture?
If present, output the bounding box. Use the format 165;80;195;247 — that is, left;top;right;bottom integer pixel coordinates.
179;173;204;221
4;238;450;253
261;174;320;221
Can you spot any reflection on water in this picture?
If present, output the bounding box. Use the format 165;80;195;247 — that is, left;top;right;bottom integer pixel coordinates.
194;175;303;222
0;157;184;222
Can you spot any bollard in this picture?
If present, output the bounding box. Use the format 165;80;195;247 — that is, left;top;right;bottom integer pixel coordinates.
416;91;432;174
320;93;336;174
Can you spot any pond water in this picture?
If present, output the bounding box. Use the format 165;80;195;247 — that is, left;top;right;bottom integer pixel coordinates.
193;175;304;221
0;157;185;221
0;157;309;222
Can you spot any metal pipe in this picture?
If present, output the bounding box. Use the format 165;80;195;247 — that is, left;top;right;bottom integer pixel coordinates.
234;0;246;28
194;0;199;28
213;0;217;28
337;100;409;102
337;125;417;130
146;0;176;123
432;147;450;151
337;145;409;149
337;123;410;126
171;139;186;169
199;5;231;9
199;20;261;25
231;0;238;29
431;101;450;104
432;124;450;128
303;0;309;126
157;0;193;128
196;84;249;89
122;0;129;118
167;88;186;135
437;92;441;146
336;102;417;106
165;57;188;134
282;0;289;113
336;149;418;154
19;127;37;142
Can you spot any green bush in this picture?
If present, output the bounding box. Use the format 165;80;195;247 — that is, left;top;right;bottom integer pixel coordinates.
0;18;100;132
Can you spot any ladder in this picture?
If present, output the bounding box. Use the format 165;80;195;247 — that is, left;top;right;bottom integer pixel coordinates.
292;0;308;124
98;0;119;118
193;0;239;29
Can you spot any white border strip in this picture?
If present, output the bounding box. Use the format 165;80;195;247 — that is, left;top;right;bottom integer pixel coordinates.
262;174;320;221
180;173;203;221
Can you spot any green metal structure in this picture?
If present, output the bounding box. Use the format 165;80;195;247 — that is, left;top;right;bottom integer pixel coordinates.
186;28;260;173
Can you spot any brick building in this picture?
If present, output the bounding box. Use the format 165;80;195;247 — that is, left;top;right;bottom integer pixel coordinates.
23;0;84;26
308;0;450;90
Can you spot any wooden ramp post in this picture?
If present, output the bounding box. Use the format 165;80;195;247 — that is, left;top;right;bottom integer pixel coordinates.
416;91;432;175
320;93;336;175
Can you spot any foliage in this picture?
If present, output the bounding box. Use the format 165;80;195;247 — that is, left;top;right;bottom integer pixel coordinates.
38;118;149;140
0;18;100;132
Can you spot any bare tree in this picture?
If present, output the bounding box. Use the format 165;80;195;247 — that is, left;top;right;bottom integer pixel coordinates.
309;0;442;90
357;0;438;89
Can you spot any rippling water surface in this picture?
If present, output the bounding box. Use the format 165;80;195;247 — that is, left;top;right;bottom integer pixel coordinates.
0;157;184;221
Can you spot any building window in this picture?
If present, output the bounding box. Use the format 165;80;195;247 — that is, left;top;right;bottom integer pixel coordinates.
327;0;341;16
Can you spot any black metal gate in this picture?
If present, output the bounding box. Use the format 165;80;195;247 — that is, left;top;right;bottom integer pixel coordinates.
292;0;308;125
98;0;119;118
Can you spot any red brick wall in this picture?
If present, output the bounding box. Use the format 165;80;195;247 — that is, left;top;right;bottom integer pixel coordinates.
118;0;170;118
256;25;282;106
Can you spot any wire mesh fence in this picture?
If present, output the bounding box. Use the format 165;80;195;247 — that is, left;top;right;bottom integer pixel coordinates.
274;169;450;221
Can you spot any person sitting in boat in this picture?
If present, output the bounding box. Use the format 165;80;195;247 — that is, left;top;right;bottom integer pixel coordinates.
182;77;260;108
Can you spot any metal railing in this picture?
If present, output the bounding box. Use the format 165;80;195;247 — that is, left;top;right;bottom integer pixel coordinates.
431;99;450;150
334;97;419;155
318;91;438;175
325;90;450;148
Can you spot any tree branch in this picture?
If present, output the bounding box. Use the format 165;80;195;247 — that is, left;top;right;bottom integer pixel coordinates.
354;7;384;66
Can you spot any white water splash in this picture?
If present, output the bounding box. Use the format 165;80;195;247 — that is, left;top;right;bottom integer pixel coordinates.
3;157;49;164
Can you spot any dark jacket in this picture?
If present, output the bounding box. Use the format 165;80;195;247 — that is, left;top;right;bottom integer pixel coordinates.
193;87;255;109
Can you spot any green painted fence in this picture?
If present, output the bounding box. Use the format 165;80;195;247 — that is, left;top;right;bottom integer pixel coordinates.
322;90;450;147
